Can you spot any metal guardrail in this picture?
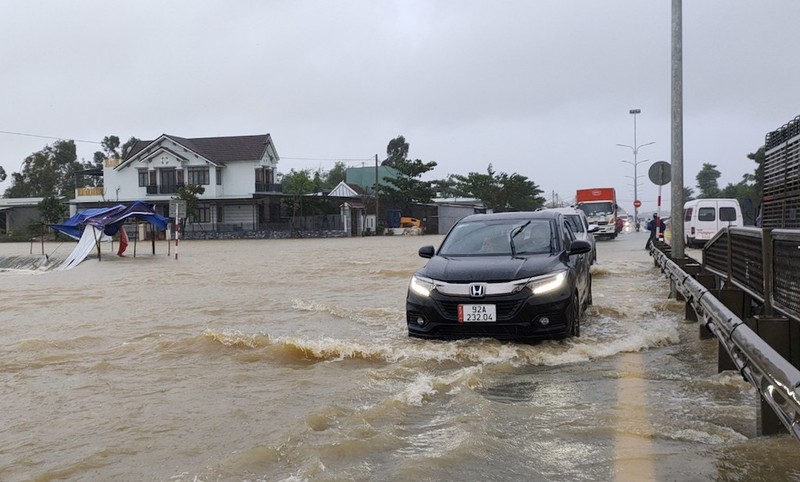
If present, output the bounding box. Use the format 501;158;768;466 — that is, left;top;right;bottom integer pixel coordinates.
652;242;800;439
703;227;800;321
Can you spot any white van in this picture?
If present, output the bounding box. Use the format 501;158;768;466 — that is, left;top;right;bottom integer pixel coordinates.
683;198;743;248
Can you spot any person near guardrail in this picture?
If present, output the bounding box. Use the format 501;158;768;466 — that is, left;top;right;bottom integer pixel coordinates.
645;213;666;250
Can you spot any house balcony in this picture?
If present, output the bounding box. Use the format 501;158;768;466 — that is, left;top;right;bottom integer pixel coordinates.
146;183;185;195
255;183;282;193
75;186;104;198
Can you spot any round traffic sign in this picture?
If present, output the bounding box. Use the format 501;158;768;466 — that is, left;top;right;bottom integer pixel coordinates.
648;161;671;186
633;200;642;208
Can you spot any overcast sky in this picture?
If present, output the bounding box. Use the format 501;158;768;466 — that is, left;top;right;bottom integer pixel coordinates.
2;0;799;216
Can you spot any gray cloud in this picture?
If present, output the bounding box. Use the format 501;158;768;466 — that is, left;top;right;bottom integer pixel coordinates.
1;0;798;215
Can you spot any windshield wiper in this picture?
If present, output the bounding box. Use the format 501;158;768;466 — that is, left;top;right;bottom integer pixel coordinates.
509;221;531;257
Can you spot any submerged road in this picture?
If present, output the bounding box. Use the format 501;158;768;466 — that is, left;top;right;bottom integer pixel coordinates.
0;232;798;481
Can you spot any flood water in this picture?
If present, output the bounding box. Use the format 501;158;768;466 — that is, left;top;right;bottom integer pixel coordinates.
1;231;799;481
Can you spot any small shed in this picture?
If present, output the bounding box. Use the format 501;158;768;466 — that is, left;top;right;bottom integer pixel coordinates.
0;197;45;235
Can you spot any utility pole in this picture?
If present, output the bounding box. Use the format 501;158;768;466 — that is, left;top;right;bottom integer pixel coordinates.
374;154;379;231
671;0;685;259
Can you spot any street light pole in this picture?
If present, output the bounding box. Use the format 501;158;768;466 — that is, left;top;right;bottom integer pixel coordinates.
617;108;654;228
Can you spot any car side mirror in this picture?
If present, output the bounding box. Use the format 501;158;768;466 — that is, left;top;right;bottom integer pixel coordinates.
568;239;591;256
587;224;600;233
418;245;435;258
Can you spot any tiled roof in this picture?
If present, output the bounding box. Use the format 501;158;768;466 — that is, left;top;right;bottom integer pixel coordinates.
125;134;272;163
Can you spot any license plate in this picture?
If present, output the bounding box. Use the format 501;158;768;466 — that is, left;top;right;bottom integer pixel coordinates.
458;304;496;322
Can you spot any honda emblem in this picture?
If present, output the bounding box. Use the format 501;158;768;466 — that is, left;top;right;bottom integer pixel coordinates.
470;283;486;298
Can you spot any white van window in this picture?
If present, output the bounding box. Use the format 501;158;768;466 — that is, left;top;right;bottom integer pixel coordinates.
684;208;693;222
720;207;737;222
698;207;716;221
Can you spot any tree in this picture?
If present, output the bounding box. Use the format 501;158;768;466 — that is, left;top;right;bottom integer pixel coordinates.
430;175;459;198
121;136;140;159
379;136;437;211
683;186;695;203
451;164;545;212
696;163;721;198
383;136;409;167
0;165;5;184
324;161;348;189
281;169;319;218
719;174;760;225
102;135;121;159
38;195;67;225
176;184;205;229
4;140;92;199
747;147;765;194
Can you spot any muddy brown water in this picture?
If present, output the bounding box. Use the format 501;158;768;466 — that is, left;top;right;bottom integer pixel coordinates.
1;232;798;481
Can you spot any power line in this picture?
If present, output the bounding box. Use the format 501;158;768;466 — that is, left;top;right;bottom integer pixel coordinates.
0;129;102;144
280;156;375;162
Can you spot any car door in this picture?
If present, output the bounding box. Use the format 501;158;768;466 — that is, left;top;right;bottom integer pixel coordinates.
561;220;588;298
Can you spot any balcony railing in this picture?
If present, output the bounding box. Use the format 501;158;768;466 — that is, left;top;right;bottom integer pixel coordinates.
75;186;104;197
146;183;185;195
255;183;282;193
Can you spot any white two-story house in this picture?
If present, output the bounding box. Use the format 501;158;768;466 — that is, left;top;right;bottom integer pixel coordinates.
74;133;283;232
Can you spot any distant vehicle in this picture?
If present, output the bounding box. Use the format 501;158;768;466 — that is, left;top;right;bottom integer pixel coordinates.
615;216;624;234
400;216;421;228
549;207;599;264
683;199;743;248
576;187;618;239
617;214;633;233
405;210;593;342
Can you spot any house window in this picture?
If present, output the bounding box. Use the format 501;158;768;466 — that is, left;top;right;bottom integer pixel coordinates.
255;167;274;191
194;203;211;223
216;204;224;222
160;169;177;194
216;167;222;185
188;167;209;186
138;169;148;187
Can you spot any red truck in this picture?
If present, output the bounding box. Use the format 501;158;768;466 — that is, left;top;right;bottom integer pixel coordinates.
576;188;618;239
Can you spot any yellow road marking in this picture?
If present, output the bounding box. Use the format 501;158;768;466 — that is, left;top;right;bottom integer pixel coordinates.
613;352;656;482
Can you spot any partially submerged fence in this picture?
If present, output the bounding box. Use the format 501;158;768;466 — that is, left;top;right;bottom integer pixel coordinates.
651;228;800;439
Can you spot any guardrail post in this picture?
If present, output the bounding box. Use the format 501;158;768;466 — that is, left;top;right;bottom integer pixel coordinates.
762;228;774;317
748;228;792;436
692;272;717;338
673;258;700;303
714;288;748;372
748;315;791;436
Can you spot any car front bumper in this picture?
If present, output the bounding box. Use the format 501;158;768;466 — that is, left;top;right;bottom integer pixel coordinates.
406;288;572;341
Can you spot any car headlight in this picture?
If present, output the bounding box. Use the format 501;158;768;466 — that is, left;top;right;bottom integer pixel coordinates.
409;275;436;297
527;271;567;295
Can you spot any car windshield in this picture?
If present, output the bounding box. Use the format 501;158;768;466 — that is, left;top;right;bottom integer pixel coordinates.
439;218;553;256
578;202;614;216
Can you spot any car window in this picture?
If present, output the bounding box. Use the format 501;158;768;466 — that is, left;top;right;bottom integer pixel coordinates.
562;222;575;245
564;214;584;234
684;207;693;221
698;207;716;222
720;207;737;222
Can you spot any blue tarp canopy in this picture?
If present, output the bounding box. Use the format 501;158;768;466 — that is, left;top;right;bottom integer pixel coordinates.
51;201;169;240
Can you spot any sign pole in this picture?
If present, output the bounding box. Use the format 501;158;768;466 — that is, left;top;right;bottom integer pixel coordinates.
648;161;672;241
175;203;180;260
